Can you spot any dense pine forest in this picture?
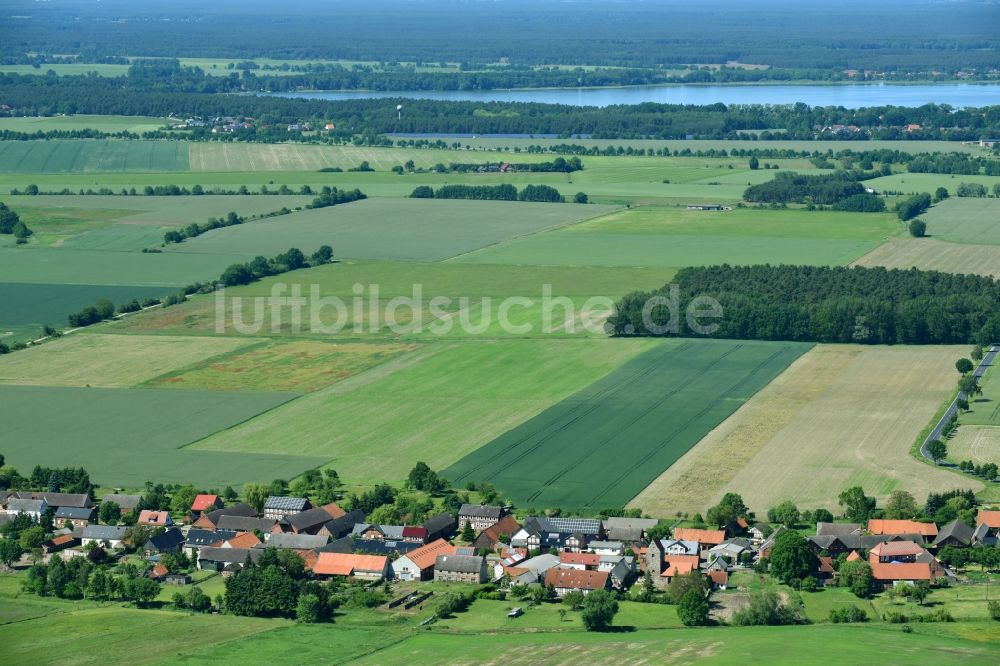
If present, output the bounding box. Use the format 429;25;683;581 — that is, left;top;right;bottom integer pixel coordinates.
610;265;1000;345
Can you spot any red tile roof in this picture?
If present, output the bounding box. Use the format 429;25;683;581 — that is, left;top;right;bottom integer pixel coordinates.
870;541;924;559
477;514;522;548
673;528;726;546
977;510;1000;529
560;551;601;568
544;568;610;591
313;552;388;576
708;570;729;586
321;503;346;520
870;561;934;581
817;556;835;574
662;555;700;578
866;520;937;537
846;550;861;562
402;526;428;539
191;494;220;512
137;510;171;526
400;539;457;571
225;532;262;549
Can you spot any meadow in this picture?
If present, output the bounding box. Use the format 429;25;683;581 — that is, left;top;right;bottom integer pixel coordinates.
947;425;1000;467
454;205;898;267
0;384;321;487
631;344;977;515
0;114;169;132
444;338;811;511
920;198;1000;245
166;198;615;262
190;338;660;483
0;333;256;388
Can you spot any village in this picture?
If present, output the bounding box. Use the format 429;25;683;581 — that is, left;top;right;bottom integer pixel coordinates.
3;479;1000;629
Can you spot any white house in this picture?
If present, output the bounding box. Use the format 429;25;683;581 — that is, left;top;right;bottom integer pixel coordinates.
4;498;47;522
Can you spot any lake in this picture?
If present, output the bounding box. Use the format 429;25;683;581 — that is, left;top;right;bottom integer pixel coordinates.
271;83;1000;109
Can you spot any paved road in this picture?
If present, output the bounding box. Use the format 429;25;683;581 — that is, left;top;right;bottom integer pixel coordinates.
920;344;999;463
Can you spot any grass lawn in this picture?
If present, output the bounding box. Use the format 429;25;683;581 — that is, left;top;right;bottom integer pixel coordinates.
165;198;615;262
0;384;321;487
631;344;979;515
444;338;811;511
454;205;898;267
920;198;1000;246
191;338;659;483
0;333;256;388
963;363;1000;426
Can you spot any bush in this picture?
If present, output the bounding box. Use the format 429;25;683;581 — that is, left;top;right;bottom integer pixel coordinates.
829;605;868;623
908;218;927;237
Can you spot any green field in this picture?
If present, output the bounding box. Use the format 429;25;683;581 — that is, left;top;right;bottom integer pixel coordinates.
0;140;190;173
920;197;1000;245
964;362;1000;426
454;205;899;267
0;384;321;487
0;114;169;132
444;338;812;510
166;198;615;262
191;338;660;483
0;282;172;342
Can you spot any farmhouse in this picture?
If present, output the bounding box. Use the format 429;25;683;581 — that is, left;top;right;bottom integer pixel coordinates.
434;554;487;583
473;514;521;551
317;509;366;539
189;494;224;519
544;568;611;597
216;515;280;534
5;498;47;522
137;510;173;527
198;547;263;572
16;492;93;511
933;519;974;548
312;552;390;581
99;493;142;515
867;519;938;541
258;533;329;551
392;539;456;581
54;506;95;529
263;496;311;520
284;504;347;534
559;551;601;570
81;524;128;549
512;516;603;551
587;540;624;556
142;528;185;557
43;533;80;555
193;502;259;529
184;529;236;558
974;510;1000;546
458;504;507;532
422;512;457;542
224;532;262;549
602;517;658;543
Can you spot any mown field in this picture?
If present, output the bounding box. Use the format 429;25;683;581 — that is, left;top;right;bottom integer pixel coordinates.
454;205;899;267
920;198;1000;245
444;338;811;511
853;237;1000;278
0;114;169;132
166;198;615;262
947;425;1000;467
631;344;978;516
0;384;320;487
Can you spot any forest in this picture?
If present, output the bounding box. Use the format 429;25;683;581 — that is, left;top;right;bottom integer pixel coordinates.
2;0;998;75
609;265;1000;345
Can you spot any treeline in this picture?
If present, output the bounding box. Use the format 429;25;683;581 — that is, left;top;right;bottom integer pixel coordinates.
445;157;583;173
219;246;334;287
3;74;999;140
609;265;1000;345
12;183;321;197
743;171;878;206
410;183;567;203
896;193;932;221
0;202;33;241
162;188;364;245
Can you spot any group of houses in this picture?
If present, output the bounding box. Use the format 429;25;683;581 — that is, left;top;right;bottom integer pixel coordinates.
4;490;1000;597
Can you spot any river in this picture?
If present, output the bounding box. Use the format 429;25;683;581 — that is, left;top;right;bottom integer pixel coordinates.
270;83;1000;109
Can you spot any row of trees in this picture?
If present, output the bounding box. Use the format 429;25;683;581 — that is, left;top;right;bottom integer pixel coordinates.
219;245;333;287
410;183;571;203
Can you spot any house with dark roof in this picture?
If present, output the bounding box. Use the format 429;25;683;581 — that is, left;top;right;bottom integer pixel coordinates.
458;504;506;532
318;509;366;540
100;494;143;515
602;517;658;543
197;547;263;572
545;568;611;596
263;496;311;520
216;515;280;534
17;492;93;510
285;504;347;535
351;538;423;557
435;554;487;583
422;512;457;542
54;506;95;529
193;503;258;530
4;498;47;522
974;510;1000;546
143;528;186;557
511;516;603;552
933;519;974;548
184;529;236;558
259;533;329;550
